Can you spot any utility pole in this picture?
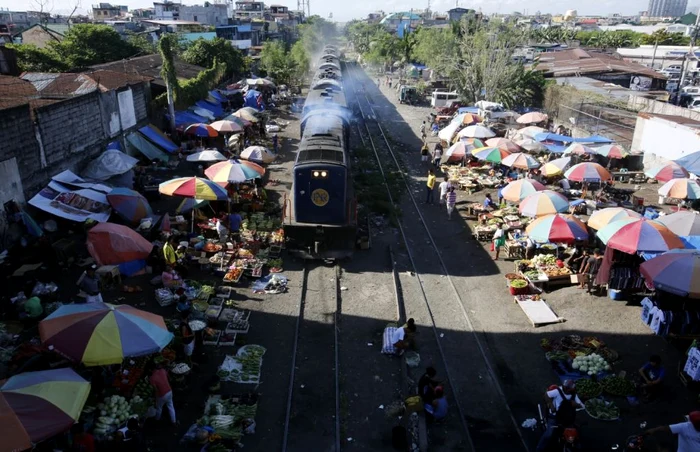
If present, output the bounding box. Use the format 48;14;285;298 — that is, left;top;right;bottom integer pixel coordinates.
677;12;700;104
650;39;658;70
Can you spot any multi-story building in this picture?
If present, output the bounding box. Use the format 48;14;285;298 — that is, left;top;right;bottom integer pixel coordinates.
180;4;228;26
153;1;181;20
234;0;264;19
648;0;688;18
91;3;127;20
0;10;30;32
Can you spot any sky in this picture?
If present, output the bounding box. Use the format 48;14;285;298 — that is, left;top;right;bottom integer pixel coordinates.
0;0;698;23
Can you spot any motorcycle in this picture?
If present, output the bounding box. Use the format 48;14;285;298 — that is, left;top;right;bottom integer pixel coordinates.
538;402;584;452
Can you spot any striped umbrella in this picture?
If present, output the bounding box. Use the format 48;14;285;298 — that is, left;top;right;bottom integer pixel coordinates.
159;176;229;201
519;190;569;217
486;137;520;152
222;114;252;127
526;214;588;243
232;109;259;123
516;126;547;139
176;198;209;214
595;144;629;159
106;188;153;223
184;123;218;137
472;146;511;164
587;207;642;230
658;178;700;200
541;157;572;176
501;179;545;202
640;249;700;298
210;120;244;133
597;218;683;253
564;162;612;182
241;145;277;164
205;158;265;185
516;112;548;124
0;368;91;451
186;150;228;162
452;113;482;125
514;137;547;153
456;125;496;139
502;152;541;169
563;143;597;156
645;161;689;182
441;140;484;163
40;303;173;366
656;211;700;236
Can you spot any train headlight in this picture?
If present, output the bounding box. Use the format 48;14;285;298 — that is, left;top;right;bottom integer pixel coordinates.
313;171;320;177
321;171;327;177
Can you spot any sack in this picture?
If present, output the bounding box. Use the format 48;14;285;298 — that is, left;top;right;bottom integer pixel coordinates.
490;241;495;252
555;388;577;426
404;396;423;414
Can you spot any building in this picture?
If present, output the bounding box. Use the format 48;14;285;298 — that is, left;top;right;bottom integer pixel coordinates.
367;12;384;23
216;22;261;51
91;3;127;20
140;19;206;33
153;1;181;20
235;1;265;19
647;0;688;18
447;7;472;22
180;4;228;26
132;8;155;18
380;12;422;37
0;10;30;32
616;45;700;71
19;24;70;49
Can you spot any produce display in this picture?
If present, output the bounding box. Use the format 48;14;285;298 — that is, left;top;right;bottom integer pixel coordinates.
510;279;528;289
601;376;636;397
203;243;223;253
584;398;620;421
218;345;266;383
532;254;557;266
93;395;146;434
198;396;258;443
572;353;611;375
575;379;603;400
544;267;571;277
224;268;243;282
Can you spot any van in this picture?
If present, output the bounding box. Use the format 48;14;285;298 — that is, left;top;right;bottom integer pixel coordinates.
689;97;700;111
430;91;459;108
682;86;700;95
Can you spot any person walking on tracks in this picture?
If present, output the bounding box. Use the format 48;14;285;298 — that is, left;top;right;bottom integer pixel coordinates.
420;121;427;141
425;169;436;204
446;186;457;220
432;144;443;170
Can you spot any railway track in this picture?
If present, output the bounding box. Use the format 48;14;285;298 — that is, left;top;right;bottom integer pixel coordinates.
282;263;341;452
344;62;529;451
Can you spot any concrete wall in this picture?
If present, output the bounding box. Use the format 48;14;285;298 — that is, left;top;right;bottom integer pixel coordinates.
180;4;228;26
20;26;62;49
627;96;700;122
632;113;700;169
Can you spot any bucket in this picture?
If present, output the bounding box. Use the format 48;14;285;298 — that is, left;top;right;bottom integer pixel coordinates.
608;288;624;301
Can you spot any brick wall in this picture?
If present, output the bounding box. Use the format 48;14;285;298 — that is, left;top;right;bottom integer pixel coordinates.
0;105;43;193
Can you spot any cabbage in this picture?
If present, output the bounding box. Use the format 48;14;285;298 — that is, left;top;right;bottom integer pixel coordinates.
572;362;579;370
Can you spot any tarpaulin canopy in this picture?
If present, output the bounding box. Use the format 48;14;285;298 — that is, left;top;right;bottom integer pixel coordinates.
106;141;121;150
534;132;574;143
138;125;178;153
29;181;112;223
244;89;264;111
209;90;227;102
82;149;138;181
126;132;169;163
573;135;614;144
457;107;479;114
544;144;567;153
167;110;208;128
195;100;223;118
86;222;153;265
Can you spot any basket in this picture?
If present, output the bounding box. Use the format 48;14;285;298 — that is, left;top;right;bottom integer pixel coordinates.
155;288;174;307
218;332;237;347
203;330;221;346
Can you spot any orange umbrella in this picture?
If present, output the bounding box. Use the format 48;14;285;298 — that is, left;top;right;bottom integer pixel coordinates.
486;138;520;152
516;112;548;124
658;178;700;200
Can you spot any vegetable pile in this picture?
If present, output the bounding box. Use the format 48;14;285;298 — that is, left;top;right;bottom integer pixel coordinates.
572;353;611;375
218;345;266;383
601;376;635;397
532;254;557;266
198;396;258;443
93;395;144;434
584;398;620;421
575;379;602;400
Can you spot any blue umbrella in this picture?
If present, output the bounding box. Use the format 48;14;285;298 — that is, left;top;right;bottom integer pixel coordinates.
676;151;700;175
534;132;575;143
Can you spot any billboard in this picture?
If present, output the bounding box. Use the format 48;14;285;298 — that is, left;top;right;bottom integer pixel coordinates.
630;75;652;91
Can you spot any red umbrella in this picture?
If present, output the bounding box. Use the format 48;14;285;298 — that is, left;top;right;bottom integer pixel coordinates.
86;223;153;265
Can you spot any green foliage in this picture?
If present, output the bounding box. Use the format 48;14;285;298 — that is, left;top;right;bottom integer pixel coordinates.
298;16;337;55
641;29;690;45
259;41;295;87
364;32;402;66
7;43;66;72
411;27;457;70
125;32;156;55
345;21;385;54
575;30;643;48
180;37;245;77
50;24;139;68
290;40;310;84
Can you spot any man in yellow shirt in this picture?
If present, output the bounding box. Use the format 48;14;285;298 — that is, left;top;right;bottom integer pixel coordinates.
426;169;436;204
163;236;177;267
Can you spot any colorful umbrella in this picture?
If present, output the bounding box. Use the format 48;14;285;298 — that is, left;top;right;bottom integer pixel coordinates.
205;159;265;185
86;223;153;265
176;198;209;214
222;114;252;127
597;218;684;253
587;207;642;230
184;123;218;137
232;109;259;122
564;162;612;182
0;368;91;451
656;211;700;236
472;146;511;164
486;137;520;152
519;190;569;217
541;157;572;176
456;125;496;139
106;188;153;223
640;249;700;298
501;179;545;203
210;120;244;133
452;113;482;125
514;137;547;153
516;126;547;139
595;144;629;159
645;161;689;182
159;176;229;201
440;140;483;163
246;78;276;88
516;112;548;124
502;152;541;169
526;214;588;243
186;150;228;162
658;178;700;200
40;303;174;366
563;143;597;156
241;145;276;164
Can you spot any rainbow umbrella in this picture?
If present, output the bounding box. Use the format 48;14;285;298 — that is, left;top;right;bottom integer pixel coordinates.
516;112;548;124
587;207;642;230
241;145;276;164
472;146;511;164
441;140;484;163
0;368;90;451
205;158;265;185
564;162;612;182
106;188;153;223
159;176;229;201
597;218;683;253
541;157;571;177
452;113;482;125
486;137;520;152
185;123;218;137
501;179;545;203
519;190;569;217
502;152;540;169
176;198;209;214
595;144;629;159
210;120;244;133
456;125;496;139
656;211;700;236
39;303;174;366
658;178;700;200
640;249;700;298
514;137;546;153
563;143;597;156
645;161;689;182
526;214;588;243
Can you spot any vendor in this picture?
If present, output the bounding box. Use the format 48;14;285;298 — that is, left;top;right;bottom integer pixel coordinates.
181;311;196;364
175;244;189;278
525;236;536;259
216;213;229;243
163;236;177;267
162;265;182;289
424;386;448;422
229;210;243;234
579;248;602;293
638;355;665;401
391;319;417;355
418;367;441;404
483;193;497;210
78;265;103;304
175;288;191;315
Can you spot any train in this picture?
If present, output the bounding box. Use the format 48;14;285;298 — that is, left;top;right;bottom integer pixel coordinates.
283;45;356;260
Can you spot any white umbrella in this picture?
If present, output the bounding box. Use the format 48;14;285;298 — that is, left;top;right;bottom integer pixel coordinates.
241;146;276;164
438;122;461;142
516;112;548;124
210;120;244;133
514;137;546;153
246;78;276;88
186;150;227;162
457;125;496;139
516;126;547;140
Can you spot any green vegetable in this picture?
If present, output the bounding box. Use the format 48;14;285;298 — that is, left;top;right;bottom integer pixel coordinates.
601;376;635;397
575;379;603;400
585;398;620;420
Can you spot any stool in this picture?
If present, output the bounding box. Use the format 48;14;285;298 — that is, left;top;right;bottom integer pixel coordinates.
96;265;122;289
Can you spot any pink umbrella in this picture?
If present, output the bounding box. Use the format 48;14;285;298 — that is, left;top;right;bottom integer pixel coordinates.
486;138;521;152
516;112;548;124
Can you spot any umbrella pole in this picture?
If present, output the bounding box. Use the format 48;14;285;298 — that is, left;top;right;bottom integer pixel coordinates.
191;210;195;233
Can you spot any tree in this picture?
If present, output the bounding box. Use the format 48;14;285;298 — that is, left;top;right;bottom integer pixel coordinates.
345;21;385;54
6;43;67;72
180;37;245;77
641;29;690;45
364;32;402;67
290;40;310;85
50;24;139;68
259;41;295;87
125;32;156;55
411;26;457;70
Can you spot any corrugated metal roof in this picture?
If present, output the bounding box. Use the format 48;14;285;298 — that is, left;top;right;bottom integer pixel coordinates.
21;72;59;92
536;49;665;80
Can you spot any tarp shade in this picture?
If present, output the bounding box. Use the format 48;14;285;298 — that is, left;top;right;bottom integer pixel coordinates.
82;149;138;181
118;259;146;277
676;152;700;175
544;144;567;153
107;141;121;150
166;111;208;128
535;132;574;143
573;135;614;144
244;90;264;111
86;222;153;265
138;125;178;153
457;107;479;114
126;133;169;163
209;90;226;102
195;100;223;118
